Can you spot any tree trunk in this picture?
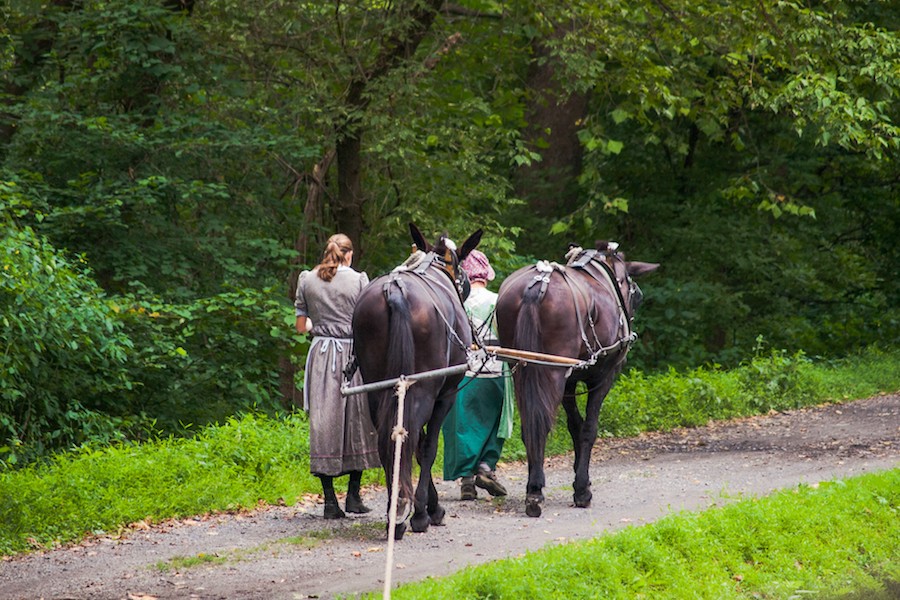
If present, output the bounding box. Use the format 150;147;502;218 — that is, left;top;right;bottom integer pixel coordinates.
514;34;589;217
323;0;444;259
334;130;366;258
279;0;444;409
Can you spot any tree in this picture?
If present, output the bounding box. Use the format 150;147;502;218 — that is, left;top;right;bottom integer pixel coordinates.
524;0;899;364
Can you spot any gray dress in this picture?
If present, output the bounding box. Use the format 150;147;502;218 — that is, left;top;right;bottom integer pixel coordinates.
295;266;380;476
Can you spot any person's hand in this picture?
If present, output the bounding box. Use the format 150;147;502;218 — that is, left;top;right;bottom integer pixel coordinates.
295;316;313;334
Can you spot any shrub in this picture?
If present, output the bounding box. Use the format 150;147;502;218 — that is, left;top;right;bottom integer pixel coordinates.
1;187;139;466
114;285;304;434
737;338;820;412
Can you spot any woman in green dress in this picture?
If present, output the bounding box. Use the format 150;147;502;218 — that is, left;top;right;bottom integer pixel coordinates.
442;250;514;500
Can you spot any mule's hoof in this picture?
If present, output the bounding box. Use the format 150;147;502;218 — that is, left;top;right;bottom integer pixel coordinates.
411;515;430;533
525;499;542;518
429;505;446;526
396;498;412;524
574;490;592;508
391;522;407;541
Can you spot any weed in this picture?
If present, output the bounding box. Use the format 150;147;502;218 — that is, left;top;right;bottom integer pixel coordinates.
154;552;229;572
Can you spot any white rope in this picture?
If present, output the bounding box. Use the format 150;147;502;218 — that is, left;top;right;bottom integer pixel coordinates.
383;376;413;599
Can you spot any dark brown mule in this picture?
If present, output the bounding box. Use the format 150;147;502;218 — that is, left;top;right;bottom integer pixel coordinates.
495;242;658;517
352;223;482;540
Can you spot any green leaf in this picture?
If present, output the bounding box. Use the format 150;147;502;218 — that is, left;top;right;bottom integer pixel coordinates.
611;108;630;124
607;140;624;155
550;221;569;234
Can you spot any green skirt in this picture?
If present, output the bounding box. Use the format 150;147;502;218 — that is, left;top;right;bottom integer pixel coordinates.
442;376;507;481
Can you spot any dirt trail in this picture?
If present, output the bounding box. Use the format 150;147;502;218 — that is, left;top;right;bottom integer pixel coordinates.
1;394;897;600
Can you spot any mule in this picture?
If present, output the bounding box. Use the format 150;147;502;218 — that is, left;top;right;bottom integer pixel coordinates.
352;223;482;540
495;241;658;517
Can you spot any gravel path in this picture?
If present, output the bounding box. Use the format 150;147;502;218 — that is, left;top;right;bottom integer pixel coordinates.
1;393;897;600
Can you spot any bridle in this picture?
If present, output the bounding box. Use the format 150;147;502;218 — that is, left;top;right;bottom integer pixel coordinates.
592;248;642;325
431;245;471;303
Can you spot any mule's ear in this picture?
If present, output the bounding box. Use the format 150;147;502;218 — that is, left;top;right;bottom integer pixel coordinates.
457;229;483;262
626;261;660;277
409;222;431;252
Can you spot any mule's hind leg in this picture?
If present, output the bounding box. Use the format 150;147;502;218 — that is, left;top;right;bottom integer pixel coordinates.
524;442;548;517
384;481;412;541
561;379;590;507
381;439;413;540
409;446;432;533
414;391;453;530
570;370;618;508
522;410;552;517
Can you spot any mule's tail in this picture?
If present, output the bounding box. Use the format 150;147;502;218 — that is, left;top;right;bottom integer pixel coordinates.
380;281;418;500
514;280;559;451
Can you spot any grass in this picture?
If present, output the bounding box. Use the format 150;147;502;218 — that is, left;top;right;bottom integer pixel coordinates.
0;346;897;557
154;552;230;572
381;469;900;599
0;413;381;555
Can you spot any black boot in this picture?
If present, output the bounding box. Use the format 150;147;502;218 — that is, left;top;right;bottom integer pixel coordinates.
345;471;372;514
320;475;345;520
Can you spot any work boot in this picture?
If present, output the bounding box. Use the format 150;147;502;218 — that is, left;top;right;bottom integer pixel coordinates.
475;467;507;497
460;476;477;501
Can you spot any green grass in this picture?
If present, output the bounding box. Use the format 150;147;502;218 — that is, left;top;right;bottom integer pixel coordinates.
382;469;900;599
150;521;384;573
154;551;230;572
0;413;380;555
1;346;897;557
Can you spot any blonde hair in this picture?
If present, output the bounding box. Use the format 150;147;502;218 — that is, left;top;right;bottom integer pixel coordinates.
317;233;353;282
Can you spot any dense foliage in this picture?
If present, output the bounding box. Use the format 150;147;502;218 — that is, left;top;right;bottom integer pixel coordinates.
1;189;137;464
1;0;897;462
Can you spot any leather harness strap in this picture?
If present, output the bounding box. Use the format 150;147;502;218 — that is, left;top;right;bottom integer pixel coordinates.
382;253;469;357
514;250;636;363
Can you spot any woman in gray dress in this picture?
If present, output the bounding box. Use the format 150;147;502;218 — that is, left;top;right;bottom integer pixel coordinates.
295;234;380;519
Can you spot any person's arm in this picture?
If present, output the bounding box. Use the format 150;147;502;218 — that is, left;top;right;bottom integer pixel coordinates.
294;270;313;334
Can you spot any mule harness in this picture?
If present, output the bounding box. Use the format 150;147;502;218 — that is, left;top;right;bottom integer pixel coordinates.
385;251;472;355
495;248;638;372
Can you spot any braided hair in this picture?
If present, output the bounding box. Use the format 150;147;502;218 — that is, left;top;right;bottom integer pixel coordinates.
317;233;353;282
